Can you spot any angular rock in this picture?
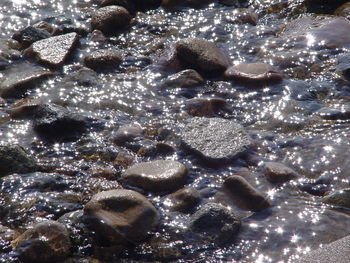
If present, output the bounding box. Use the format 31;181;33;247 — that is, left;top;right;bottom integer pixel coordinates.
176;38;230;75
91;6;132;34
165;187;201;212
189;203;241;245
0;145;38;177
161;69;205;88
13;220;71;263
264;162;298;183
83;189;159;245
0;63;53;98
322;188;350;209
12;26;51;49
181;117;251;164
25;32;79;67
122;160;187;192
84;49;123;71
224;62;283;84
184;97;227;117
221;175;271;211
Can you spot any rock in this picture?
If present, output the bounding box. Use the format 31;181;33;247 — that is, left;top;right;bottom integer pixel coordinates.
184;97;227;117
220;175;271;211
264;162;298;183
181;117;251;164
84;49;123;71
99;0;136;12
322;188;350;209
335;2;350;18
295;235;350;263
91;6;132;34
83;189;159;245
12;26;51;49
189;203;241;245
112;123;143;146
176;38;230;76
0;39;21;61
122;160;187;192
13;220;71;263
161;69;205;88
227;8;258;25
6;97;41;119
24;32;79;67
33;104;90;141
224;62;283;84
165;187;201;212
113;152;135;168
0;63;53;98
315;106;350;120
0;145;38;177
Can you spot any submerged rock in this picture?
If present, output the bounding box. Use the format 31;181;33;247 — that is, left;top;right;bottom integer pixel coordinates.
13;220;71;263
112;123;143;146
25;32;79;67
165;187;201;212
161;69;205;88
84;49;123;71
12;26;51;49
0;145;38;177
184;97;227;117
264;162;298;183
122;160;187;192
83;189;159;246
181;117;251;164
322;188;350;209
176;38;230;76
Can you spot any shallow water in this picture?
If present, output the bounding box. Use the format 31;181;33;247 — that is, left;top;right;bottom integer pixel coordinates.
1;0;350;262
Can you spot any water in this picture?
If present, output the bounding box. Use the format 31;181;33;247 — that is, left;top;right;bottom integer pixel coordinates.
1;0;350;262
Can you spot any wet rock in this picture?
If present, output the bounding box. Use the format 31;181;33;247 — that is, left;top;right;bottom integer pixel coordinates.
113;152;135;168
89;29;108;43
6;97;41;119
224;62;283;84
99;0;136;12
91;6;132;34
0;224;15;243
322;188;350;209
0;63;53;98
112;123;143;146
33;104;90;141
161;69;205;88
0;39;21;61
12;26;51;49
184;97;227;117
24;32;79;67
264;162;298;183
165;187;201;212
88;164;117;179
315;106;350;120
220;175;271;211
189;203;241;245
0;145;38;177
137;142;175;158
176;38;230;76
84;49;123;71
122;160;187;192
335;2;350;18
83;189;159;246
13;220;71;263
227;8;258;25
181;117;251;164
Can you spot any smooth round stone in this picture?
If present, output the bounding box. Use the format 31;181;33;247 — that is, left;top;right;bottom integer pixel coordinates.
224;62;283;84
91;5;131;34
122;160;187;191
112;123;143;146
176;38;230;75
84;49;123;71
264;162;298;183
83;189;159;245
165;187;201;212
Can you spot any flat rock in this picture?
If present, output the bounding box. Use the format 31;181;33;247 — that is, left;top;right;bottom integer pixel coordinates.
264;162;298;183
0;62;53;98
122;160;187;191
25;32;79;67
83;189;159;245
181;117;251;164
84;49;123;71
176;38;230;75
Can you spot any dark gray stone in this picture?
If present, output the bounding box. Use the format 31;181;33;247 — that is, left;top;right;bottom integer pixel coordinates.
161;69;205;88
165;187;201;212
84;49;123;71
12;26;51;49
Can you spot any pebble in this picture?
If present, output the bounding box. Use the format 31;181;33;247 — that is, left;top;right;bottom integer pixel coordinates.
184;97;227;117
122;160;187;192
264;162;298;183
176;38;230;76
112;123;143;146
12;26;51;49
25;32;79;67
84;49;123;71
335;2;350;18
91;6;132;34
165;187;201;212
83;189;159;245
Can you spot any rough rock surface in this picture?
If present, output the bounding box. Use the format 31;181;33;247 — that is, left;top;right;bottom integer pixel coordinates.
176;38;230;75
165;187;201;212
181;117;251;164
122;160;187;191
264;162;298;183
84;49;123;71
25;32;79;67
83;189;159;245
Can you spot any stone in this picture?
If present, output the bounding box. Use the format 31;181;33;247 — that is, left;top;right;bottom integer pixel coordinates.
112;123;143;146
227;8;259;25
184;97;227;117
91;6;132;34
122;160;187;192
295;235;350;263
176;38;230;75
113;152;135;168
322;188;350;209
83;189;159;245
13;220;71;263
99;0;136;12
12;26;51;49
335;2;350;18
224;62;283;84
315;106;350;120
161;69;205;88
84;49;123;71
189;203;241;245
24;32;79;67
0;63;53;98
0;145;38;177
221;175;271;211
181;117;251;164
264;162;298;183
6;97;41;119
165;187;201;212
33;104;90;141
